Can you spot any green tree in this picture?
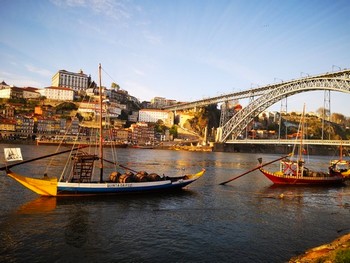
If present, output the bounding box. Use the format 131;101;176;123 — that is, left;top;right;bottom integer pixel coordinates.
169;125;178;138
55;102;78;112
155;119;165;133
111;82;120;91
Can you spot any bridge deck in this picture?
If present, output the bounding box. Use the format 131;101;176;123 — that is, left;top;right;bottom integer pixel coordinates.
226;139;350;146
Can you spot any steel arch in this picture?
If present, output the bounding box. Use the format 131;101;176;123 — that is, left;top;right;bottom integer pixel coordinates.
219;77;350;142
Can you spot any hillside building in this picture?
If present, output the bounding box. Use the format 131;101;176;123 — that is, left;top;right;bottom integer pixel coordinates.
52;69;90;92
39;86;74;101
150;97;177;108
130;122;155;144
138;109;174;126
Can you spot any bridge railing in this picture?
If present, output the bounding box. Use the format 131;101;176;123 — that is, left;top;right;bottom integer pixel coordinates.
225;139;350;146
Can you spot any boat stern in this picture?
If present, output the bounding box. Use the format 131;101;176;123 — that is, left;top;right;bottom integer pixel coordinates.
7;170;58;196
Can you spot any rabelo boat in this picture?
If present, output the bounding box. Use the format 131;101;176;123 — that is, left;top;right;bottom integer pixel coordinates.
1;64;205;196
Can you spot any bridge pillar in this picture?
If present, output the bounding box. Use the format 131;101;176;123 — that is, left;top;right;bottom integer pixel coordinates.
215;127;223;142
213;143;225;152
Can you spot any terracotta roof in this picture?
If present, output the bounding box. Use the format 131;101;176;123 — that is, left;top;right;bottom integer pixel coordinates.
139;109;170;113
44;86;74;91
23;87;39;92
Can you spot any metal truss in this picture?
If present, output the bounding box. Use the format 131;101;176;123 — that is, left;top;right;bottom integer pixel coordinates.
219;77;350;142
219;102;228;127
164;69;350;111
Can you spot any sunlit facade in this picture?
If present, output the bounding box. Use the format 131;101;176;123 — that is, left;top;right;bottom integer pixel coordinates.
39;86;74;101
52;69;89;92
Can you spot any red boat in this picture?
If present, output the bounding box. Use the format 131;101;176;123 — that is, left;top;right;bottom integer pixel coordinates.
258;104;345;186
259;159;345;185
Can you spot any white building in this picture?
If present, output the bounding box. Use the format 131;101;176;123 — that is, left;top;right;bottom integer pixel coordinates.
150;96;177;108
0;86;40;99
39;87;74;101
0;87;11;98
150;97;166;108
52;69;89;92
0;81;10;89
22;87;41;99
78;101;122;118
138;109;174;126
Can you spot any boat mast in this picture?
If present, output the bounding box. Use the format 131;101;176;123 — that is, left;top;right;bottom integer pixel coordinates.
340;140;343;161
297;104;306;177
298;104;305;161
99;63;103;182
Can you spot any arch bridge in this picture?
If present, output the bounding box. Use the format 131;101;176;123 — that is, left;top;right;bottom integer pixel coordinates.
165;69;350;143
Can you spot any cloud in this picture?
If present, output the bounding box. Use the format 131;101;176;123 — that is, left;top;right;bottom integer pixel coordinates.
0;70;45;87
51;0;132;21
0;70;18;80
143;30;162;45
124;81;156;101
25;65;52;77
133;68;146;77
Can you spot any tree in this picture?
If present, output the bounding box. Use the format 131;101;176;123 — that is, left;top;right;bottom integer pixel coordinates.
316;107;330;119
331;113;346;125
55;102;78;112
169;125;178;138
111;82;120;91
155;119;165;133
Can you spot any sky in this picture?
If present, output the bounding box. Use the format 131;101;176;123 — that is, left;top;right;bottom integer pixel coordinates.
1;0;350;116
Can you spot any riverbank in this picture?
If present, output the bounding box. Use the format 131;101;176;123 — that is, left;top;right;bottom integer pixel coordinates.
213;143;347;156
0;139;214;152
1;139;347;155
289;232;350;262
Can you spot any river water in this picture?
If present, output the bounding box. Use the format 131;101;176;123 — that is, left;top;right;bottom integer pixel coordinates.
0;144;349;263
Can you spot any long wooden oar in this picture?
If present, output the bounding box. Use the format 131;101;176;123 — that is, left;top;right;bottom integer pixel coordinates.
99;158;139;173
0;146;87;171
119;164;138;173
101;158;116;165
219;154;290;185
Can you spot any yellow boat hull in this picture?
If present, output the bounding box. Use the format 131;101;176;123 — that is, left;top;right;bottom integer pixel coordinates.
7;171;58;196
6;169;205;197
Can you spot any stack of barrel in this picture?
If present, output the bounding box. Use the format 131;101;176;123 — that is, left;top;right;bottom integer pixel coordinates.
109;171;162;183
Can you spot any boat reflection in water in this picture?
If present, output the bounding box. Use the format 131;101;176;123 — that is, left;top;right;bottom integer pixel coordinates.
16;197;57;214
2;146;350;262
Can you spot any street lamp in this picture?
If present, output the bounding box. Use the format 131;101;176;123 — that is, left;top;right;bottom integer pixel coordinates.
300;72;310;78
274;78;283;83
332;65;341;72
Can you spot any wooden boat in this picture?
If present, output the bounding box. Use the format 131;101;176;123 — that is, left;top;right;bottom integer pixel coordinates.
258;105;345;186
329;159;350;178
1;64;205;196
6;168;205;196
329;144;350;179
259;159;345;185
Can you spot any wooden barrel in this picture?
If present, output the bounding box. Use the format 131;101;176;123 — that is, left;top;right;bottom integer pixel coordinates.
119;172;133;183
134;172;148;182
147;173;161;181
109;171;121;182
